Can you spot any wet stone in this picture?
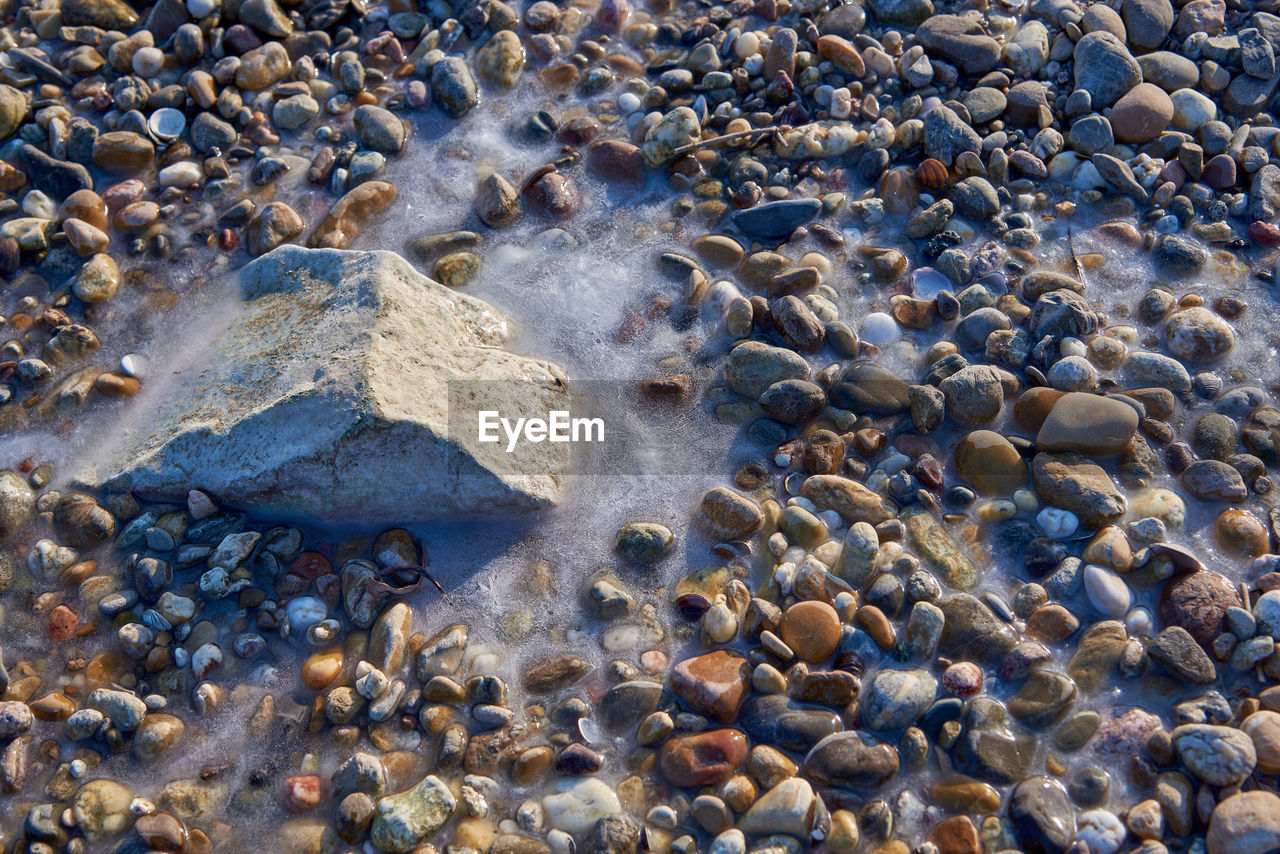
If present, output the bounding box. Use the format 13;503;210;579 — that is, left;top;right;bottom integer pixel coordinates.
937;594;1018;664
801;731;900;789
741;695;842;752
659;729;749;787
670;650;750;723
1148;626;1216;684
1010;776;1077;854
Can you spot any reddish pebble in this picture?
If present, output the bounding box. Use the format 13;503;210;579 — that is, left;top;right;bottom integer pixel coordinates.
291;551;332;579
48;604;79;643
1249;220;1280;246
407;80;430;108
101;178;146;210
942;661;983;697
1158;159;1186;188
284;775;322;812
640;649;668;673
596;0;628;31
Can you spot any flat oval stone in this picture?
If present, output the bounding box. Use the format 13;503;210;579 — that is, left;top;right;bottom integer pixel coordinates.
954;430;1029;494
1036;393;1138;456
733;198;821;239
741;695;841;752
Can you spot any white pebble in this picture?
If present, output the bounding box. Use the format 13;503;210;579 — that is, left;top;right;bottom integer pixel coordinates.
190;642;222;679
1076;810;1126;854
187;0;218;16
1125;607;1153;636
734;31;760;58
773;561;795;594
285;596;327;633
707;280;752;336
120;353;147;378
158;161;202;188
69;759;87;777
21;189;55;219
1059;337;1087;358
860;312;900;347
129;798;156;817
786;495;817;512
1254;589;1280;638
1084;564;1132;618
132;46;165;77
617;92;641;114
1036;506;1078;539
702;597;737;643
547;830;575;854
818;509;842;531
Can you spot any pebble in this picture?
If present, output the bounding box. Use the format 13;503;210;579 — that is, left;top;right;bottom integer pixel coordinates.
1172;724;1257;785
1208;791;1280;854
779;601;841;662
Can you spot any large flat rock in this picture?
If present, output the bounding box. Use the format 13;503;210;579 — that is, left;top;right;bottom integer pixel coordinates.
79;247;570;520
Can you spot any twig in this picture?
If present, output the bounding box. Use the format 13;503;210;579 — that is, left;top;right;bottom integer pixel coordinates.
668;127;783;158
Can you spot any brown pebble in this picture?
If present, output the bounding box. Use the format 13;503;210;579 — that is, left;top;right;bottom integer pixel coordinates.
779;600;841;663
94;373;141;396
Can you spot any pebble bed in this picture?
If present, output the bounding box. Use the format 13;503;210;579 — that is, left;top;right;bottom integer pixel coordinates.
2;0;1280;850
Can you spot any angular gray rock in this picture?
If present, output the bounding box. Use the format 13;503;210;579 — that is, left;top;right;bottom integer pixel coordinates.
78;247;570;521
924;104;981;165
1073;32;1141;107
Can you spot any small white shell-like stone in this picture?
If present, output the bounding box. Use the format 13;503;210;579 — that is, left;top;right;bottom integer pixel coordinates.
860;311;900;346
190;642;222;679
21;190;55;219
773;562;796;595
120;353;147;378
149;107;186;141
1127;487;1185;529
355;661;390;700
285;596;327;633
1084;564;1132;618
1075;810;1126;854
702;597;738;643
193;681;225;714
157;161;202;188
1036;506;1079;539
129;798;156;817
1125;607;1153;636
132;46;164;77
